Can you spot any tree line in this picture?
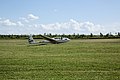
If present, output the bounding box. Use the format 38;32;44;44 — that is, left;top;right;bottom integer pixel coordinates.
0;32;120;39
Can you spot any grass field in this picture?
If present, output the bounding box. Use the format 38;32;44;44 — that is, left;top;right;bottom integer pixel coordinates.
0;39;120;80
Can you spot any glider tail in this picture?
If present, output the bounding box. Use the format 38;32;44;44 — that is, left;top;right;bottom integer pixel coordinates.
28;35;36;44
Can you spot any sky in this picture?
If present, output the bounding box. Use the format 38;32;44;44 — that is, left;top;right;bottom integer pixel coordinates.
0;0;120;35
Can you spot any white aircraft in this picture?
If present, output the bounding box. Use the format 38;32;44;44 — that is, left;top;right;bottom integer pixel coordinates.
28;34;70;45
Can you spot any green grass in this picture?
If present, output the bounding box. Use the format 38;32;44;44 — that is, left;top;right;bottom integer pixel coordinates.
0;39;120;80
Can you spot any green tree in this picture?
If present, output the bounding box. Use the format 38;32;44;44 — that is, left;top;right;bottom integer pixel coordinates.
100;32;103;37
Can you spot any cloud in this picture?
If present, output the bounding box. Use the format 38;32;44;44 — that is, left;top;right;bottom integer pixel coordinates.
41;23;61;30
0;19;16;26
19;14;39;23
17;21;24;26
19;17;29;23
38;19;105;34
104;23;120;34
0;16;119;35
27;14;39;20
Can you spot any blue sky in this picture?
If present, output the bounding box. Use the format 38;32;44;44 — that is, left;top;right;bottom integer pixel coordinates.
0;0;120;34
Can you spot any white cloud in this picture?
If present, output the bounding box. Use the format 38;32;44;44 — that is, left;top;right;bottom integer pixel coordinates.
19;14;39;23
41;23;61;30
38;19;105;34
0;17;119;35
19;17;29;23
17;21;24;26
104;23;120;34
27;14;39;20
0;19;16;26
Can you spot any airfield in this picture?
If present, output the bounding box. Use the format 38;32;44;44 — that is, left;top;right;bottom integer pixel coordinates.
0;39;120;79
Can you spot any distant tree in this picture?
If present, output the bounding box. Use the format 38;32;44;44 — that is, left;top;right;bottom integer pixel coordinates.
109;32;113;37
80;34;85;38
105;33;109;38
52;34;57;37
69;33;75;39
75;34;80;39
44;33;46;36
100;32;103;37
90;33;93;37
118;32;120;36
67;34;71;39
61;34;65;37
47;33;52;37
